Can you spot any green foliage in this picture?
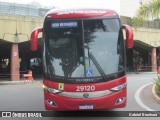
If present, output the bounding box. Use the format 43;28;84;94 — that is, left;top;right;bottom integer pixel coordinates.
132;0;160;27
154;75;160;89
132;17;143;28
127;18;133;26
153;18;160;21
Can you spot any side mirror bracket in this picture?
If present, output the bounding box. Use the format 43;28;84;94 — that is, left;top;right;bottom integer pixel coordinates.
30;27;42;51
122;24;134;49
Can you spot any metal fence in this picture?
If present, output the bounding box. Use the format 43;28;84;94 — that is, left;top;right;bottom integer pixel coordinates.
0;2;52;17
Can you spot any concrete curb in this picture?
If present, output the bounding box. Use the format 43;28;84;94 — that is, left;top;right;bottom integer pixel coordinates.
127;72;157;74
0;81;40;85
152;84;160;104
135;83;155;111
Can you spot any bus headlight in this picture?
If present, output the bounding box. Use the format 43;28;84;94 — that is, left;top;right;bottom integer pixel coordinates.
43;84;62;94
109;83;127;92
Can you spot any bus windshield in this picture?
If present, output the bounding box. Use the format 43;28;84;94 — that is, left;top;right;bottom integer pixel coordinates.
43;18;125;83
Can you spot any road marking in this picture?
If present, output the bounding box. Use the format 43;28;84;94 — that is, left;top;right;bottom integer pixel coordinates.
135;83;155;111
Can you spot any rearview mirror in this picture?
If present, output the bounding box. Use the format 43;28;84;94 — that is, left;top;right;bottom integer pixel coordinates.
30;27;42;51
123;25;134;49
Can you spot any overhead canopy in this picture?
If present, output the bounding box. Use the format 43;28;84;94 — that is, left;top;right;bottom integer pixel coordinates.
0;39;12;58
0;39;42;59
134;40;152;53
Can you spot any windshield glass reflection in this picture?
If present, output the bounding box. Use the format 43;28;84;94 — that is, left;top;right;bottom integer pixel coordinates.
43;18;124;81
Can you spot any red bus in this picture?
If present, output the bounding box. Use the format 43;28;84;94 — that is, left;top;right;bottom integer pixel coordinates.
30;9;134;110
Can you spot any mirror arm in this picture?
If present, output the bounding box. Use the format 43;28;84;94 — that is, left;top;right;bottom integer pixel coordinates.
122;24;134;49
30;27;42;51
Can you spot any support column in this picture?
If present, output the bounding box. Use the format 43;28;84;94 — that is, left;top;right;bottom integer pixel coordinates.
11;43;20;80
151;47;157;72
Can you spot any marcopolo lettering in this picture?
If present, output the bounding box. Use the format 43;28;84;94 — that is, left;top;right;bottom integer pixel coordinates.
57;10;106;15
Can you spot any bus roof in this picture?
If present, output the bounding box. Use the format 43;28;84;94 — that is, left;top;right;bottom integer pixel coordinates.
45;9;118;19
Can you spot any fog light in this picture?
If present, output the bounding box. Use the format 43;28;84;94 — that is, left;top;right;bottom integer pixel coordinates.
115;97;124;104
47;100;57;106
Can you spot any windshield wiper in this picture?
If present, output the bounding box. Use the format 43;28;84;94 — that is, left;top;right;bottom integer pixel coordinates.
88;52;107;81
64;58;79;81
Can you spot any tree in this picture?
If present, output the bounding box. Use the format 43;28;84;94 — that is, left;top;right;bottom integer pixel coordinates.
133;0;160;26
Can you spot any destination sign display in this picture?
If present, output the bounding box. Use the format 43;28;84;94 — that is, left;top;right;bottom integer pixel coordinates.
51;22;77;28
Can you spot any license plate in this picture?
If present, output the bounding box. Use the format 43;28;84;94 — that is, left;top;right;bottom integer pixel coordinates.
79;104;93;109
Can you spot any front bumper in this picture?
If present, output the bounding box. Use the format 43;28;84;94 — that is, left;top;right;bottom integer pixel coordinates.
44;88;126;111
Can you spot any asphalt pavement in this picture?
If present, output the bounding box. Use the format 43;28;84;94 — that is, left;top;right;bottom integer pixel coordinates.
0;72;160;120
127;72;160;111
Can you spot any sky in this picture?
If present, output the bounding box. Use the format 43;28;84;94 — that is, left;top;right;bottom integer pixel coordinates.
0;0;120;8
0;0;142;17
121;0;140;17
0;0;120;14
0;0;53;7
